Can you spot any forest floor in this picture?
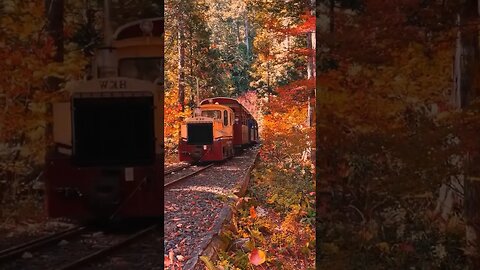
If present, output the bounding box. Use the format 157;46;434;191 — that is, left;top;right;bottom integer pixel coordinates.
164;147;259;269
200;149;316;269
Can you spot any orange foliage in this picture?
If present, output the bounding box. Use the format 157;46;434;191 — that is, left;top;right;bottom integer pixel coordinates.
249;206;257;219
164;89;191;161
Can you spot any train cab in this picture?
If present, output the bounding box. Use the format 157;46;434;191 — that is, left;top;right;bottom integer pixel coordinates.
179;103;235;162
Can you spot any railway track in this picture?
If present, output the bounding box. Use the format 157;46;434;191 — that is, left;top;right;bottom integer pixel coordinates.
55;224;158;270
0;226;86;262
164;163;191;175
164;163;215;187
0;224;158;270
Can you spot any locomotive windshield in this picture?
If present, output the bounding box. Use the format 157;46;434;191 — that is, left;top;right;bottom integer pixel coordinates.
201;110;221;119
118;57;163;82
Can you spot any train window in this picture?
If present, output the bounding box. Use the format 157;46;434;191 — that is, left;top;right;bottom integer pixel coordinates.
118;57;163;82
72;96;155;166
223;110;228;126
201;110;221;119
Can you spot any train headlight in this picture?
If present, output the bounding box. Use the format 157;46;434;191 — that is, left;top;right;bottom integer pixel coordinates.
203;145;207;150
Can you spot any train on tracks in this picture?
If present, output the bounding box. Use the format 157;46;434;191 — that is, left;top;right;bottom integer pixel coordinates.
44;17;164;221
179;97;259;163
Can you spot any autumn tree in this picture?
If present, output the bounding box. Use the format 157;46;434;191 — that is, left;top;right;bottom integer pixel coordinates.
456;0;480;267
315;0;477;268
0;0;87;219
164;0;258;157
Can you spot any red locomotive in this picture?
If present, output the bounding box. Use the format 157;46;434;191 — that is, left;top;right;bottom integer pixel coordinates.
44;18;164;221
179;97;259;163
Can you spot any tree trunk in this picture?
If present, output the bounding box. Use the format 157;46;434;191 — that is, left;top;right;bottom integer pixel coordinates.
44;0;64;149
306;33;314;80
329;0;335;34
460;0;480;267
236;20;240;44
45;0;64;90
178;16;186;111
244;12;250;59
306;0;315;126
45;0;64;64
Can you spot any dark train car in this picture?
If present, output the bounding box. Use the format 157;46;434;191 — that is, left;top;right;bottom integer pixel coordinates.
248;117;259;144
179;97;258;163
44;18;164;221
200;97;254;148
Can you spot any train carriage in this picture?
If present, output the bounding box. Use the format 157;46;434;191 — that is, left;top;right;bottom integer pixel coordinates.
200;98;253;147
248;117;259;144
44;18;164;221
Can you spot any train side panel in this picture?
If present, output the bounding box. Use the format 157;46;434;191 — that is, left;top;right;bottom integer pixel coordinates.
179;138;233;162
45;154;163;219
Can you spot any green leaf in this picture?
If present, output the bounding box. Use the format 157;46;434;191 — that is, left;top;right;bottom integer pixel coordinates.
200;256;217;270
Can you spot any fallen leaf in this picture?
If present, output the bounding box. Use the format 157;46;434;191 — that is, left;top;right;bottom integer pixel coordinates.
164;255;171;267
250;206;257;219
248;249;266;266
200;255;217;270
168;249;175;263
256;206;267;217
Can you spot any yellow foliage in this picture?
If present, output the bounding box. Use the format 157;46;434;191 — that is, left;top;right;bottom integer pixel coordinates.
164;88;191;161
376;242;390;254
0;0;88;216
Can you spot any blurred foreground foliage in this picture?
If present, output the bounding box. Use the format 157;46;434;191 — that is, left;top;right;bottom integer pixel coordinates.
316;0;476;268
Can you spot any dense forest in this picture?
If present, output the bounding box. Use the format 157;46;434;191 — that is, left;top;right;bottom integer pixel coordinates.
164;0;316;268
164;0;315;158
317;0;480;268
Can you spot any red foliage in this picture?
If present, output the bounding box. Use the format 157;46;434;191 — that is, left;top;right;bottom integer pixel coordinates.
285;13;315;35
291;48;315;57
264;11;315;36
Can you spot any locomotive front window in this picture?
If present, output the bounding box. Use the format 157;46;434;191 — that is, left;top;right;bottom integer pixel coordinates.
223;110;228;126
72;96;155;167
201;110;221;119
118;57;163;83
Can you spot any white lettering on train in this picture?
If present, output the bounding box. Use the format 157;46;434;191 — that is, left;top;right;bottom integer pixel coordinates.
99;80;127;89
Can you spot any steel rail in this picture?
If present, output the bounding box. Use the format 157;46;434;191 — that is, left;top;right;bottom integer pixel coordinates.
164;164;191;175
164;163;215;187
54;224;158;270
0;226;86;262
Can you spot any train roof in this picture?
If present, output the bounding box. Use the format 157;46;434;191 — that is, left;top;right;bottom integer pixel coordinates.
200;103;233;111
200;97;252;117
